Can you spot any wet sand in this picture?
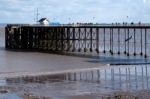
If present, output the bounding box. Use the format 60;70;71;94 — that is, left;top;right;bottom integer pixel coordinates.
0;27;109;99
1;27;150;99
0;64;149;99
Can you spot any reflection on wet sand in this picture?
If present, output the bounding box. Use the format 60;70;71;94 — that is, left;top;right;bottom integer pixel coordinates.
3;65;150;99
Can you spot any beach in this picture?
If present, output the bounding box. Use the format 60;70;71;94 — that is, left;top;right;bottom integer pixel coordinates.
0;27;108;99
1;26;150;99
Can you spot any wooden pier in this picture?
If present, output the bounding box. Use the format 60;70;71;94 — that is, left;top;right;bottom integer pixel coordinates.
5;24;150;58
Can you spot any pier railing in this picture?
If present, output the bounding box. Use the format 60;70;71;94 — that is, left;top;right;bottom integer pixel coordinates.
5;24;150;58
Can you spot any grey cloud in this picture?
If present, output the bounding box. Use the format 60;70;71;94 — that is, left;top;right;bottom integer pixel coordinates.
0;0;150;23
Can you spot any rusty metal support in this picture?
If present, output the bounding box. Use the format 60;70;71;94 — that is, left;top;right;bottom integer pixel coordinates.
127;28;130;56
140;28;143;56
90;28;93;52
124;28;127;54
103;28;106;53
145;28;147;58
84;28;87;52
118;28;120;54
133;28;136;56
78;28;81;52
96;28;99;53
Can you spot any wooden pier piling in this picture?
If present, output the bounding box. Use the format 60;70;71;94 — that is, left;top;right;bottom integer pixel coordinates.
5;24;150;58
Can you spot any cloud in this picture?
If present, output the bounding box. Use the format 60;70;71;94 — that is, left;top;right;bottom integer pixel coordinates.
143;0;150;3
0;0;150;23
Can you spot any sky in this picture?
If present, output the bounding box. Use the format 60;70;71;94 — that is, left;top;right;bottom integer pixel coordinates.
0;0;150;24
